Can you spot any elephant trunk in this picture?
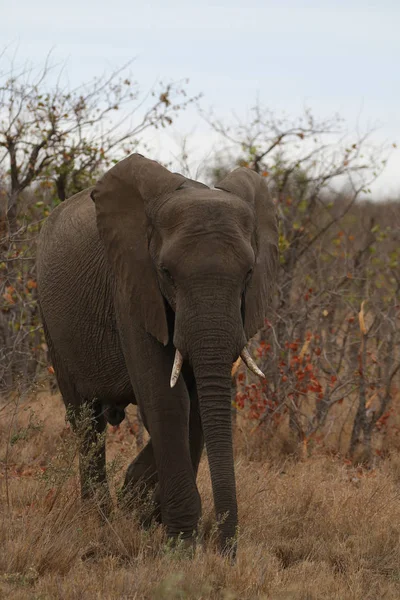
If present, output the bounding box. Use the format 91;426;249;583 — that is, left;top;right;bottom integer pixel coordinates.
175;282;244;556
192;349;238;556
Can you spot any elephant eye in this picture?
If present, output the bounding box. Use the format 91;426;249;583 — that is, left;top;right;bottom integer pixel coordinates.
161;266;174;284
244;268;253;291
245;268;253;282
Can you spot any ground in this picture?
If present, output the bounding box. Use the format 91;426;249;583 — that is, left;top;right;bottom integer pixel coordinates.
1;387;400;599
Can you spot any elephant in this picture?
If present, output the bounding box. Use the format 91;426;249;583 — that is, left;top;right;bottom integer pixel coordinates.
36;153;278;557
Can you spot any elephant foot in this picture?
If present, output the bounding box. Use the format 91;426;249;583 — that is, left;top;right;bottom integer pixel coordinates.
140;485;162;527
119;482;162;528
163;534;197;559
97;493;114;520
81;483;113;522
219;536;237;564
140;501;162;528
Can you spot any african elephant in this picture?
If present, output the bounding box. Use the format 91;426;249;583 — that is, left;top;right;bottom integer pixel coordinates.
36;153;278;556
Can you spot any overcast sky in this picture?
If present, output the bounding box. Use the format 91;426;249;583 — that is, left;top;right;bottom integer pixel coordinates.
3;0;400;196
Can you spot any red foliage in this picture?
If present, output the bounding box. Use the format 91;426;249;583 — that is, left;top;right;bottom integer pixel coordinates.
234;330;333;425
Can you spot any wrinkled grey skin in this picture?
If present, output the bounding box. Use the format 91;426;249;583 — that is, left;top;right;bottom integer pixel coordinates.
36;154;278;556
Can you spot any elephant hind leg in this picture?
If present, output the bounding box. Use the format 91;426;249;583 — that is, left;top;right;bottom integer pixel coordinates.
68;398;112;517
41;316;112;516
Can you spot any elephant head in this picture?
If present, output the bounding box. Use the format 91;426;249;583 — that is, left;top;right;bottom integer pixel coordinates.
91;153;278;552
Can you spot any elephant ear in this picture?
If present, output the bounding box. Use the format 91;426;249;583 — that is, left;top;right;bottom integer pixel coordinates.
91;153;186;346
215;168;279;341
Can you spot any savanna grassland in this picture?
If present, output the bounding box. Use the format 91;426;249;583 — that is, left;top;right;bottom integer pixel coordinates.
1;388;400;600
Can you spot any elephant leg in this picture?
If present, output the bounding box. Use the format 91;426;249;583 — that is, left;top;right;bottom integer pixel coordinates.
115;318;203;542
121;407;158;507
69;398;112;517
123;439;157;494
140;384;200;537
152;388;203;528
122;386;204;528
149;401;201;542
44;326;112;517
120;439;161;524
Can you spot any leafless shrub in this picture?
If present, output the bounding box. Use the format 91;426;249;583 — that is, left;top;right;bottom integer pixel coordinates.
207;103;400;459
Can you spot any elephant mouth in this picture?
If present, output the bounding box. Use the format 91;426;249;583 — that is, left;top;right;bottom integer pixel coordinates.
169;346;265;388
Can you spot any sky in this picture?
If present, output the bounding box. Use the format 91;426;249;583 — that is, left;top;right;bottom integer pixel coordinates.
3;0;400;196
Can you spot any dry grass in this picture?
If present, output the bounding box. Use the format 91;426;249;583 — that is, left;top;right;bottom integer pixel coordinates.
1;389;400;599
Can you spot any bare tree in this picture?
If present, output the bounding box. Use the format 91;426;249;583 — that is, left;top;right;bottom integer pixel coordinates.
208;102;399;459
0;52;199;231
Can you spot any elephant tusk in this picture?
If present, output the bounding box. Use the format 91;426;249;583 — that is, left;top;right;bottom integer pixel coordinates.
231;356;242;377
240;347;266;379
170;349;183;388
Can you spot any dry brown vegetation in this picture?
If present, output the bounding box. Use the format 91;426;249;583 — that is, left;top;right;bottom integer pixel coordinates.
1;53;400;599
2;389;400;599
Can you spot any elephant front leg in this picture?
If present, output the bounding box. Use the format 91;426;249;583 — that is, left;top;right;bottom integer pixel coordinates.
116;315;202;543
131;380;201;540
154;429;201;543
120;439;161;525
131;403;201;541
122;387;204;530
